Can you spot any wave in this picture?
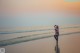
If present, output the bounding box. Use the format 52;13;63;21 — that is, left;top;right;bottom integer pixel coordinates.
0;31;80;47
0;26;80;34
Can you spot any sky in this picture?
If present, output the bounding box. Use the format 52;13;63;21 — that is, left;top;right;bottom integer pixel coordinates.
0;0;80;27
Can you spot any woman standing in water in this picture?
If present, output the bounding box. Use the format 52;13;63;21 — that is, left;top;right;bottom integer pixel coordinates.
54;25;59;41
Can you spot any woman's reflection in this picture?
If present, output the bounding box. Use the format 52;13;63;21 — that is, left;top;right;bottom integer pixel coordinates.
55;39;60;53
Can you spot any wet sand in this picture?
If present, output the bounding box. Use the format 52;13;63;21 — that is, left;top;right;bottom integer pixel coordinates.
0;25;80;53
3;33;80;53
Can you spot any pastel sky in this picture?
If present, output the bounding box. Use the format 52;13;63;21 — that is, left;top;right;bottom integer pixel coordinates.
0;0;80;27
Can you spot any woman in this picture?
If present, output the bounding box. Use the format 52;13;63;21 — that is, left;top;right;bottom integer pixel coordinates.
54;25;59;41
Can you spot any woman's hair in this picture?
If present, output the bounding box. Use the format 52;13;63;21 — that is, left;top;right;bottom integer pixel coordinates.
54;25;57;27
